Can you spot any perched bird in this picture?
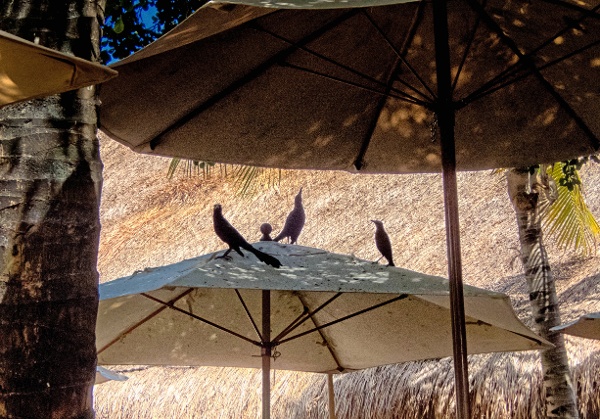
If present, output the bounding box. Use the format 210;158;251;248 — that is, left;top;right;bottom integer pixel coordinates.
213;204;282;268
259;223;273;241
273;188;305;244
371;220;394;267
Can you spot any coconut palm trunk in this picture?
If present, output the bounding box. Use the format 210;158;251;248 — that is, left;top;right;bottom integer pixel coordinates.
0;1;105;417
507;168;579;418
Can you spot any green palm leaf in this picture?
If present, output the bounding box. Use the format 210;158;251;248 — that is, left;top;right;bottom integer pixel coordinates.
543;163;600;255
167;158;216;179
167;158;282;196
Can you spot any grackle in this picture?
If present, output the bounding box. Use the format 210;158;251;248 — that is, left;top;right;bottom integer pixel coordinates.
213;204;281;268
371;219;394;266
273;188;305;244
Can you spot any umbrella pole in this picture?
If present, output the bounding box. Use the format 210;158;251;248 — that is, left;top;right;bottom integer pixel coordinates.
432;0;470;418
262;290;271;419
327;372;336;419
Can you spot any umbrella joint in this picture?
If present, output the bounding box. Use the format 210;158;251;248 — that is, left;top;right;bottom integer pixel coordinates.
259;343;281;361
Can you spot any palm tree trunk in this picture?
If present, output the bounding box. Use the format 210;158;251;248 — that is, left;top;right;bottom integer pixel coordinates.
507;168;578;418
0;1;105;417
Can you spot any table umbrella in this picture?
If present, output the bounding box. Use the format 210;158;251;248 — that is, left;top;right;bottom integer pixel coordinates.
0;30;117;107
550;312;600;340
96;243;551;419
98;2;599;416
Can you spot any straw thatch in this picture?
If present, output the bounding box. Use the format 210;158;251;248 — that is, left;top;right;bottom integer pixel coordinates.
94;134;600;418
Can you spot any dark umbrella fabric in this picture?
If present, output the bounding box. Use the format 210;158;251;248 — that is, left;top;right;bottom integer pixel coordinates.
99;1;599;173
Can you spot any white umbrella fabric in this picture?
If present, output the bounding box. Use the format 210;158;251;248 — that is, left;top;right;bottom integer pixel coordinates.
95;366;129;385
550;312;600;340
97;243;550;418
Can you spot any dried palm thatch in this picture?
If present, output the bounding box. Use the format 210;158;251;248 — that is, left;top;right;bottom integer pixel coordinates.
95;135;600;418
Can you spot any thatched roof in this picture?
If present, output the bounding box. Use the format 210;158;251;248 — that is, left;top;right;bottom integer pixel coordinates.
94;135;600;418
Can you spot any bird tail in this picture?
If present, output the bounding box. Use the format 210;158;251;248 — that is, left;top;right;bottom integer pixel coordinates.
248;246;282;268
272;232;285;242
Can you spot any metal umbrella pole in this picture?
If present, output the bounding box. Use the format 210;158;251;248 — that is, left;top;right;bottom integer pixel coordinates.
262;289;272;419
432;0;470;417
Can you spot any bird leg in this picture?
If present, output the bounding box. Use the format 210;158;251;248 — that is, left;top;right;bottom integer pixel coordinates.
216;248;234;260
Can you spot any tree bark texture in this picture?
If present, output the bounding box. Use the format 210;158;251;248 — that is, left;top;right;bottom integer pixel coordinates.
507;168;579;418
0;1;105;418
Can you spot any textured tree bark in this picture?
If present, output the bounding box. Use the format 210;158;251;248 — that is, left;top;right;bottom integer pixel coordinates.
507;168;579;418
0;1;105;417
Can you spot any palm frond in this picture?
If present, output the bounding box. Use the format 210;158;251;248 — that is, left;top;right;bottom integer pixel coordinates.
232;165;259;196
543;163;600;255
167;158;216;179
167;158;282;195
166;158;182;179
232;165;283;196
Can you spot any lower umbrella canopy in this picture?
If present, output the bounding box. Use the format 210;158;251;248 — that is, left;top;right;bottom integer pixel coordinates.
97;243;550;372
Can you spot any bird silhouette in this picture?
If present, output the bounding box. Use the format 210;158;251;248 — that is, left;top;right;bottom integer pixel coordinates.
371;220;394;266
259;223;273;241
273;188;305;244
213;204;282;268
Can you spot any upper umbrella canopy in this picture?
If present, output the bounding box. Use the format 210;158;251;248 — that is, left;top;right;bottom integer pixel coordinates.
0;30;117;107
99;0;599;173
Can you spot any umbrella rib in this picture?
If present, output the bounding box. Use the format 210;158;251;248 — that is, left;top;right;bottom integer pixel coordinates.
295;293;346;373
527;3;600;57
458;53;532;107
279;62;427;107
97;288;195;354
537;38;600;73
454;0;543;106
360;7;437;102
235;289;264;342
272;292;343;343
255;23;432;105
461;3;600;107
277;294;409;346
140;292;262;347
500;329;547;346
450;6;483;93
459;62;533;106
464;0;600;149
539;0;600;16
463;39;600;107
148;10;360;150
271;304;310;342
353;3;439;171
